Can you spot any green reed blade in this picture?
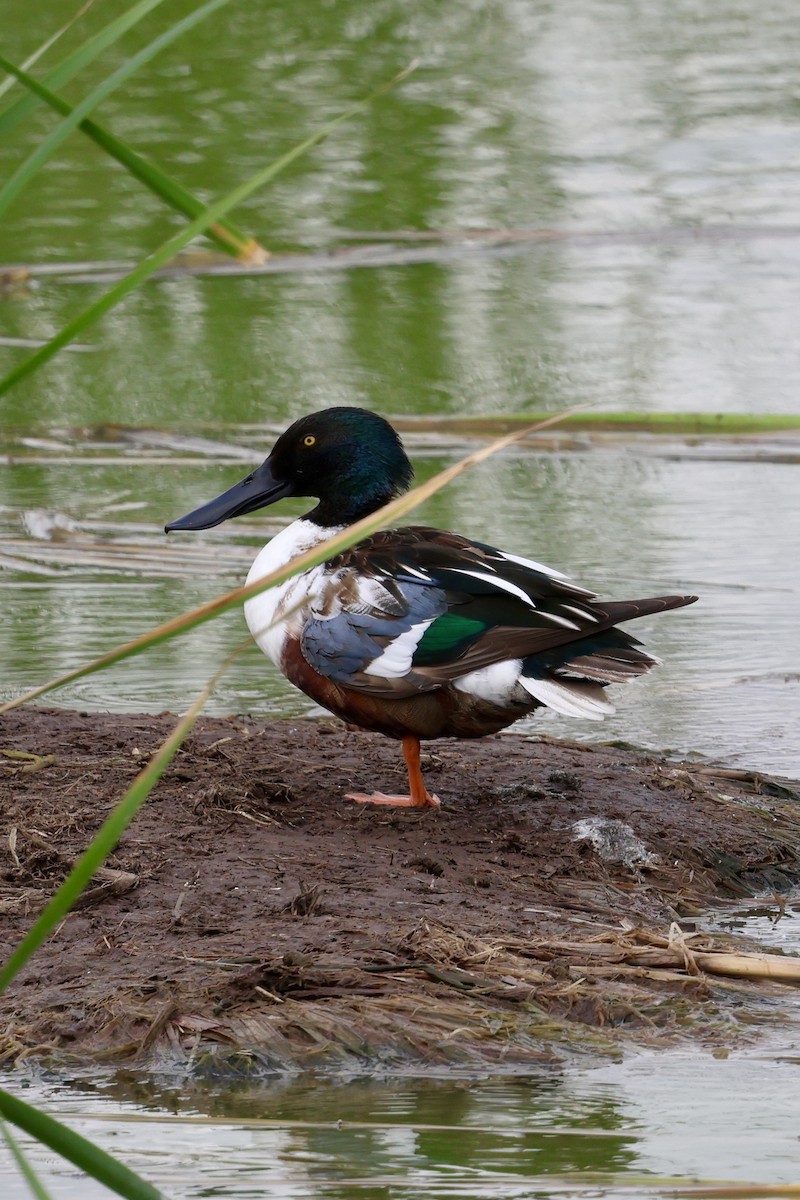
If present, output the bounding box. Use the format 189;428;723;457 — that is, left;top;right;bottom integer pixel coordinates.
0;0;232;221
0;404;587;716
425;411;800;436
0;1119;54;1200
0;0;95;102
0;0;168;137
0;62;416;397
0;1092;162;1200
0;54;264;262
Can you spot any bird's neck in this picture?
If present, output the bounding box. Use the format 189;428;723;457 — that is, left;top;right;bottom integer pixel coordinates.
305;482;399;528
248;518;344;583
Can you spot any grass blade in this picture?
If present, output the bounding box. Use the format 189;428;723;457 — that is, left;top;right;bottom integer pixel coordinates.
0;62;417;398
0;1120;54;1200
0;0;95;102
0;404;588;715
418;411;800;436
0;53;265;262
0;0;232;221
0;0;168;137
0;1092;162;1200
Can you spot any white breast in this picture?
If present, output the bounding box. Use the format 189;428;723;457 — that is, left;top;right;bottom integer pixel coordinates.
243;519;341;666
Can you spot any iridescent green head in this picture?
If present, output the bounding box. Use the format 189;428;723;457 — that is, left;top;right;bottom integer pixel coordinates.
166;406;414;531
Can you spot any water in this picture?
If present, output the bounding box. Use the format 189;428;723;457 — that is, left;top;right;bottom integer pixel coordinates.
4;1035;800;1197
3;428;799;774
2;2;800;775
2;1;799;772
2;0;800;1193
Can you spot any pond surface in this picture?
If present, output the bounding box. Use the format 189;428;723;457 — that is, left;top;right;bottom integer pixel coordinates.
5;1031;800;1198
2;0;800;1194
3;426;800;777
2;0;800;774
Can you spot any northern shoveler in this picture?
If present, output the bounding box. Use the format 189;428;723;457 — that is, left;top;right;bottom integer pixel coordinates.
166;407;697;809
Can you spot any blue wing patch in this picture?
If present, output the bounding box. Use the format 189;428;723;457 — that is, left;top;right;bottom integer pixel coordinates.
301;578;447;682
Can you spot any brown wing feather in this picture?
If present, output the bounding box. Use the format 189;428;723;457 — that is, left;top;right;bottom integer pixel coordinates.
414;595;696;685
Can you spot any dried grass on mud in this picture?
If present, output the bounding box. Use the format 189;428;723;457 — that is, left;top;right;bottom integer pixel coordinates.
2;707;800;1074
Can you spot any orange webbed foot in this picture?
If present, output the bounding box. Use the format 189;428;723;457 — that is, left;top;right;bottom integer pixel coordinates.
346;736;440;810
345;790;441;809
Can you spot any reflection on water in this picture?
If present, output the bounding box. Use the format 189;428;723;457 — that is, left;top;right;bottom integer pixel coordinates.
703;897;800;950
3;0;800;426
4;1043;800;1197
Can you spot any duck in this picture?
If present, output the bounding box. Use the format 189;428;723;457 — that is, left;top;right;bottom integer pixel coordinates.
166;407;697;809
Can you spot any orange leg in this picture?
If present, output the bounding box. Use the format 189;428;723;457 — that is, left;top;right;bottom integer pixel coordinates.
345;735;441;809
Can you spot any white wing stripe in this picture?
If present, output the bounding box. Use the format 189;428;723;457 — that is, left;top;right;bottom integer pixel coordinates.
363;618;434;678
397;563;432;581
446;569;583;627
540;611;582;630
559;604;599;623
447;568;537;606
498;550;567;579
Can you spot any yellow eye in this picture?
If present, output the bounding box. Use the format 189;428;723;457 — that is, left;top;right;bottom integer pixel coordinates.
303;434;316;447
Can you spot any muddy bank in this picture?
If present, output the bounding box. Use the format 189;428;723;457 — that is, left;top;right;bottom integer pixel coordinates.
2;707;800;1073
